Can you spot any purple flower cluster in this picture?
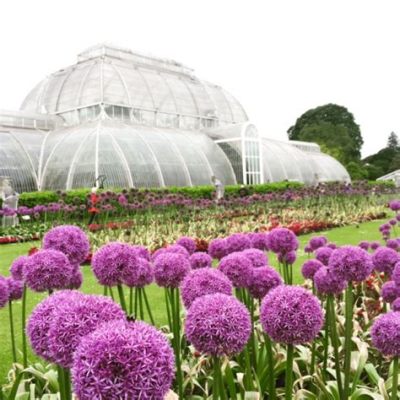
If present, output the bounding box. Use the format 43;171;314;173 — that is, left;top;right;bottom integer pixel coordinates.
208;238;228;260
189;252;212;269
372;247;400;276
176;236;197;255
152;244;189;260
314;267;347;295
381;281;400;303
24;250;74;292
277;250;297;265
10;255;29;280
301;259;323;280
389;200;400;212
386;239;399;250
358;241;370;251
6;277;24;300
308;236;327;251
180;268;233;309
315;247;333;266
242;248;268;268
371;311;400;356
226;233;251;253
260;285;324;344
0;277;9;308
154;253;191;288
218;252;253;288
267;228;299;255
247;266;282;299
43;225;90;264
122;257;153;288
72;320;175;400
247;232;269;250
185;293;251;356
131;245;151;261
329;246;373;282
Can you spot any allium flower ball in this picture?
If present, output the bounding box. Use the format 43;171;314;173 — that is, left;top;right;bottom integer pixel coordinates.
393;262;400;286
131;245;151;261
309;236;327;251
24;250;74;292
43;225;90;264
92;242;132;286
260;285;324;344
72;320;175;400
27;290;82;361
392;298;400;311
218;252;253;288
10;255;29;280
267;227;299;254
122;257;153;288
315;246;333;266
381;281;400;303
372;247;400;276
328;246;373;282
6;277;23;300
389;200;400;212
371;311;400;356
0;277;9;308
370;241;381;251
301;259;323;280
358;241;370;251
68;268;83;289
278;250;297;265
154;253;191;288
226;233;251;253
184;293;251;356
152;244;189;260
387;239;399;250
48;294;125;368
314;267;347;295
189;252;212;269
326;242;337;250
181;268;233;309
208;238;228;260
248;232;269;250
304;244;313;254
247;266;282;299
242;248;268;268
176;236;197;255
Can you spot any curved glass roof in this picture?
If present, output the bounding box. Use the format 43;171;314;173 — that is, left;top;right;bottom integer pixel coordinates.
21;44;248;127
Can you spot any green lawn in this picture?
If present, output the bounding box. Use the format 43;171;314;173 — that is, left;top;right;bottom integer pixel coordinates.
0;219;387;384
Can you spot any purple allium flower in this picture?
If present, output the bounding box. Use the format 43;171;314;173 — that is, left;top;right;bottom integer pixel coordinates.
304;244;313;254
152;244;189;260
392;298;400;311
390;219;397;226
278;250;297;265
315;246;333;266
358;241;370;251
176;236;197;255
371;311;400;356
326;242;337;250
24;250;74;292
380;223;392;233
218;252;253;288
184;293;251;356
381;281;400;303
48;294;125;368
68;267;83;289
72;320;175;400
370;241;381;251
242;248;268;268
328;246;373;282
389;200;400;212
314;267;347;295
309;236;327;251
247;266;282;299
27;290;83;361
91;242;132;286
267;228;299;254
397;214;400;222
301;259;324;280
387;239;399;250
131;245;151;261
43;225;90;265
226;233;251;253
0;277;9;308
10;255;29;280
372;247;400;276
122;257;153;288
208;238;228;260
154;253;191;288
260;285;324;344
6;277;23;300
180;268;233;309
393;262;400;286
248;232;269;250
189;252;212;269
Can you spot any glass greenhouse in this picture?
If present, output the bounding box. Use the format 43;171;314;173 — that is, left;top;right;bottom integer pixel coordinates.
0;44;350;193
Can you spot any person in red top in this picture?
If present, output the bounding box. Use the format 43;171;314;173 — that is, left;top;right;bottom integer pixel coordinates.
88;187;100;225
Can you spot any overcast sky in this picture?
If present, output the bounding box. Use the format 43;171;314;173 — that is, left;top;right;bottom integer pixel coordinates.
1;0;399;157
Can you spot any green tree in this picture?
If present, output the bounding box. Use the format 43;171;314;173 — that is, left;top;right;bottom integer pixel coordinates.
346;161;368;180
287;103;363;161
389;152;400;172
387;131;399;149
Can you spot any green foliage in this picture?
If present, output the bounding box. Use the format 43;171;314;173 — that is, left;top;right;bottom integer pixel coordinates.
287;103;363;164
346;162;368;180
387;131;399;149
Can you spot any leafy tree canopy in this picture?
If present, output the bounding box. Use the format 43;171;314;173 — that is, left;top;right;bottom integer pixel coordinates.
387;131;399;149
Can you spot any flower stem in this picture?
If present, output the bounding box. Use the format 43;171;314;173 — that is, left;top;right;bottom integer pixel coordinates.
138;287;144;320
21;285;28;368
142;287;155;325
129;287;133;315
8;301;17;364
213;356;220;400
264;334;276;400
285;344;294;400
392;356;399;400
164;289;172;331
343;284;353;399
117;284;127;313
57;365;66;400
63;368;72;400
322;297;331;381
